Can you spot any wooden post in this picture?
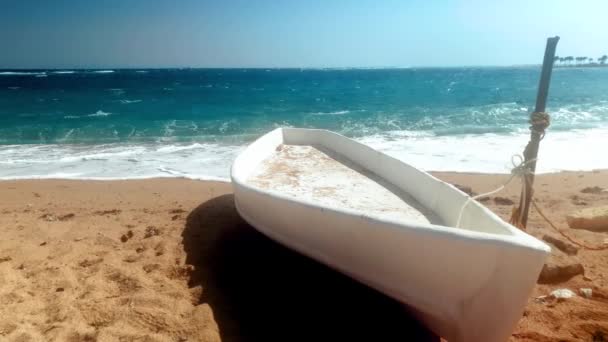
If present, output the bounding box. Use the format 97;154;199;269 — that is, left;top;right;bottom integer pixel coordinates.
517;36;560;228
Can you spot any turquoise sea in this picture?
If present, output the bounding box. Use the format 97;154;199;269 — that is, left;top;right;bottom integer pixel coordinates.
1;67;608;179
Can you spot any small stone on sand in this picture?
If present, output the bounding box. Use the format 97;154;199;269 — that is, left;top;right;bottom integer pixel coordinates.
566;205;608;231
538;262;585;284
550;288;575;300
579;288;593;298
494;197;514;205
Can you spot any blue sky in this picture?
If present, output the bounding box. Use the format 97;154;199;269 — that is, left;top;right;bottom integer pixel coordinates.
2;0;607;68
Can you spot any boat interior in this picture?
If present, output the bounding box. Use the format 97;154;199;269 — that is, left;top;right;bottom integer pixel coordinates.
246;144;443;225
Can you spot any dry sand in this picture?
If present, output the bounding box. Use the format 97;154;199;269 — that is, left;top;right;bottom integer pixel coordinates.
0;171;607;341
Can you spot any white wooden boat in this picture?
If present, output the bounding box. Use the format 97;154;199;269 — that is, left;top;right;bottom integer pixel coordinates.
230;128;550;342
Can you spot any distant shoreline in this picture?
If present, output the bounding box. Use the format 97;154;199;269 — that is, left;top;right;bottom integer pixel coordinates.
555;64;608;69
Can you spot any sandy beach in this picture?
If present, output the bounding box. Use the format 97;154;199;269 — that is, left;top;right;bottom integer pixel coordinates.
1;171;607;341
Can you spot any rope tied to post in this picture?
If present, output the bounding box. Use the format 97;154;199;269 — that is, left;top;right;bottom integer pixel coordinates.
455;155;535;228
455;154;608;250
530;111;551;138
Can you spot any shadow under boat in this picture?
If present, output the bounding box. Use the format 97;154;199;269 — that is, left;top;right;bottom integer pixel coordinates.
182;193;440;341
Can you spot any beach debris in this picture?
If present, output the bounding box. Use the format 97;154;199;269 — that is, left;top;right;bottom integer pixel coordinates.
538;262;584;284
58;213;75;221
171;214;181;221
94;209;121;215
566;205;608;231
569;195;588;206
40;213;75;221
56;287;64;292
494;197;515;205
542;235;578;255
534;288;576;303
39;213;57;221
33;192;41;198
583;275;593;281
39;241;47;246
144;226;161;238
477;196;491;203
453;184;475;196
580;288;593;298
169;208;186;214
0;256;12;263
79;258;103;268
550;288;575;300
135;246;145;253
581;186;605;194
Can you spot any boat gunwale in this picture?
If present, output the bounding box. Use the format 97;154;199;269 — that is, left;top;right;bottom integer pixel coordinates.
231;127;550;254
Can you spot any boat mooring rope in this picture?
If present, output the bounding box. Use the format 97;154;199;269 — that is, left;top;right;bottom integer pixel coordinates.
530;200;608;251
455;155;608;251
455;155;534;228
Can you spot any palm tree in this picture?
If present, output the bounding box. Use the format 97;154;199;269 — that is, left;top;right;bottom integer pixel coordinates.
575;57;586;65
588;58;595;64
600;55;608;65
565;56;575;65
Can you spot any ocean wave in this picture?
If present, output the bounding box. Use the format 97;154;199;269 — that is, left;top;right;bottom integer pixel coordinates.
92;70;114;74
119;99;142;104
1;128;608;181
311;110;351;116
7;87;20;90
0;71;46;76
88;110;111;117
157;166;185;176
52;70;75;74
135;70;148;73
64;115;81;119
156;143;206;153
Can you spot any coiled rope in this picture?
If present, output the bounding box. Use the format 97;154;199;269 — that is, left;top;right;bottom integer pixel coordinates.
530;111;551;138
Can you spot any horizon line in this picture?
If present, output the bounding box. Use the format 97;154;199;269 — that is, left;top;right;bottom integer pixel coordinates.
1;64;548;71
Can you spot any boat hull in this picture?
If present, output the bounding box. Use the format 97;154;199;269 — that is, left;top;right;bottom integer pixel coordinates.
231;128;550;342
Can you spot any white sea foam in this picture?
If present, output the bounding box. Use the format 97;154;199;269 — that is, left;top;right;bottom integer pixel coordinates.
52;70;75;74
0;142;242;180
119;99;142;104
311;110;351;116
0;128;606;181
0;71;46;76
92;70;115;74
88;110;111;117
